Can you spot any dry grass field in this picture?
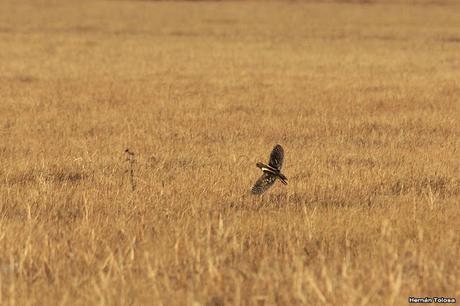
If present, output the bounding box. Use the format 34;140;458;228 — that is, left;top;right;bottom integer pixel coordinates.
1;0;459;305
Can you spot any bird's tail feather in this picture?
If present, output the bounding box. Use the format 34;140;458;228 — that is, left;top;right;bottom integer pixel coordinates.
279;173;288;185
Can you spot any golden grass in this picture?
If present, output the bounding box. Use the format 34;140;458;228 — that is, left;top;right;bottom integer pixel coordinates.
1;1;460;305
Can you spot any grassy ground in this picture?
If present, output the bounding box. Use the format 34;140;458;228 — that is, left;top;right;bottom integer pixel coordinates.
1;1;459;305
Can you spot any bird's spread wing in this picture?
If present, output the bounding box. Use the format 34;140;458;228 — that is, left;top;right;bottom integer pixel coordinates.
251;172;277;195
268;144;284;170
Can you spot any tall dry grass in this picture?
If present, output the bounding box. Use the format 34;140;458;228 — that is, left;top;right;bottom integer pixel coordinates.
0;1;459;305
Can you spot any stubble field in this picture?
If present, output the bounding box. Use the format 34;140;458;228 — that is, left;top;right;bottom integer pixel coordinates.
1;1;459;305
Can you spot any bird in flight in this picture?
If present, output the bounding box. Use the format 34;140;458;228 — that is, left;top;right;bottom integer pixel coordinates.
251;144;288;195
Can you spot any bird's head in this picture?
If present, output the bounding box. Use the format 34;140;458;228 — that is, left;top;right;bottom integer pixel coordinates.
256;162;265;169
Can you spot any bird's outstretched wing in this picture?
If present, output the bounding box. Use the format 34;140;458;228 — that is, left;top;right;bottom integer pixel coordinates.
251;172;277;195
268;144;284;170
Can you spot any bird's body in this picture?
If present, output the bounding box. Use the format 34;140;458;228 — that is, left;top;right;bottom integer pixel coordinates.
251;144;288;195
256;162;288;185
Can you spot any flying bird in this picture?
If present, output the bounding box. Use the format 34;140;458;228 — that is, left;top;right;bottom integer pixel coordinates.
251;144;288;195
